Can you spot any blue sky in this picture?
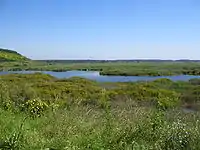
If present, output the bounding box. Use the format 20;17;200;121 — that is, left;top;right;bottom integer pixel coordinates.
0;0;200;59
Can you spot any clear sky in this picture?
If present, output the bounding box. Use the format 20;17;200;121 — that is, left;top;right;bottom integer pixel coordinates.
0;0;200;60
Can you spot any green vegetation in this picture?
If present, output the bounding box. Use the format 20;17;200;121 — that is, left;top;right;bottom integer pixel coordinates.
0;48;29;62
2;60;200;76
98;62;200;76
1;48;200;76
1;49;200;149
0;73;200;149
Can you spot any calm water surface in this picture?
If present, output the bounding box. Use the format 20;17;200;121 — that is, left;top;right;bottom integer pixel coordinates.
0;71;200;82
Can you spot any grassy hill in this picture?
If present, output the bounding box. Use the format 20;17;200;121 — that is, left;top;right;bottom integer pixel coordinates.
0;48;29;61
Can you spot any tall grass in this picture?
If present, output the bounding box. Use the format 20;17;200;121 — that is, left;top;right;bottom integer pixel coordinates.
0;74;199;149
0;104;199;149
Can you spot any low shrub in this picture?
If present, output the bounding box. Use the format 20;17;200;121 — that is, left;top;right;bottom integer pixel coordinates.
20;98;48;118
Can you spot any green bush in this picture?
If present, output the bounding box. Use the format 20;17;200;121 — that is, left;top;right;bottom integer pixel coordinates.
155;89;180;109
20;98;48;118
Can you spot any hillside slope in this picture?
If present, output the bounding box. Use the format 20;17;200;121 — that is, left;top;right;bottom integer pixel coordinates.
0;48;29;61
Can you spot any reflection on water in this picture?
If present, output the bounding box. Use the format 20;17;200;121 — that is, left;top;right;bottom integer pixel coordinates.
0;71;200;82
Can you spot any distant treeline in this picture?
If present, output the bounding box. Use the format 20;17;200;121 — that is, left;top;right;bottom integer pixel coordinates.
35;59;200;63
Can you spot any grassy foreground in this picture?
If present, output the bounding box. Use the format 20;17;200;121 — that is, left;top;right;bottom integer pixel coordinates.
1;106;200;150
0;73;200;149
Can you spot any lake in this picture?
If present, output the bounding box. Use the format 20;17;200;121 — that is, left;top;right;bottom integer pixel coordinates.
0;70;200;82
